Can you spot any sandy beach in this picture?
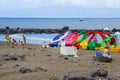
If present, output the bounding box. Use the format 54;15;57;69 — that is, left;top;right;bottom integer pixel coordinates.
0;42;120;80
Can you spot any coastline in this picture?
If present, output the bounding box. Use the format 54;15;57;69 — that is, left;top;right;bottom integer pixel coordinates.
1;26;120;45
0;26;120;34
0;42;120;79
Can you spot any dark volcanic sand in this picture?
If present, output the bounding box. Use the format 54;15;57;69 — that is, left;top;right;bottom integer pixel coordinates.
0;42;120;80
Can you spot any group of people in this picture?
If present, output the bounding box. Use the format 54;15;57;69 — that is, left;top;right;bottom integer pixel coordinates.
93;37;112;60
94;46;112;62
95;47;111;58
5;34;26;48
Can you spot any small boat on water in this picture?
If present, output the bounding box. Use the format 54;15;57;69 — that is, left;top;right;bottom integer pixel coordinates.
80;18;84;21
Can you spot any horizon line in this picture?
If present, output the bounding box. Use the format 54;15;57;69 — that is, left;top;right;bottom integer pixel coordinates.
0;17;120;19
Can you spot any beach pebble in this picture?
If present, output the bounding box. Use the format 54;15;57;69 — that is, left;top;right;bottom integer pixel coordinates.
85;69;108;78
2;57;10;61
63;73;79;80
49;76;63;80
27;47;32;50
46;54;52;57
53;69;111;80
2;54;9;57
49;76;94;80
18;65;120;80
64;57;69;60
14;64;20;67
18;54;26;61
1;54;19;61
13;64;20;68
68;77;94;80
0;63;3;66
106;75;119;80
62;73;94;80
98;57;112;63
34;67;48;72
59;55;64;57
64;77;81;80
9;55;17;60
85;71;96;78
33;54;36;56
19;67;32;73
95;69;108;78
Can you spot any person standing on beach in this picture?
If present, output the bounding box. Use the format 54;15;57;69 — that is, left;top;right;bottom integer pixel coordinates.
5;34;10;45
22;35;26;47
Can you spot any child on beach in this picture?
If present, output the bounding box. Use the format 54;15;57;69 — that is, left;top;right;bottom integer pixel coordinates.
14;39;17;46
5;34;10;45
17;40;21;46
11;39;15;48
21;41;24;48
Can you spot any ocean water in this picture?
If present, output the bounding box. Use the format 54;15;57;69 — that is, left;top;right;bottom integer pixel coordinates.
0;33;59;44
0;33;120;45
0;18;120;29
0;18;120;44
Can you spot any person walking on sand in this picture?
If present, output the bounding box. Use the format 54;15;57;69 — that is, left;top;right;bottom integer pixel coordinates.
22;35;26;46
5;34;10;45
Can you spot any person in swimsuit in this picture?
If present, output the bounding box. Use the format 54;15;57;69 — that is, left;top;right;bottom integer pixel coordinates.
5;34;10;45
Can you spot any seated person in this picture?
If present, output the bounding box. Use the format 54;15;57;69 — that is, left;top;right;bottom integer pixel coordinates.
11;39;15;48
102;47;111;58
94;49;102;61
59;39;66;47
17;40;21;46
95;49;102;57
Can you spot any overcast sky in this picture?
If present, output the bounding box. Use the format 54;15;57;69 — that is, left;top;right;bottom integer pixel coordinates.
0;0;120;18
